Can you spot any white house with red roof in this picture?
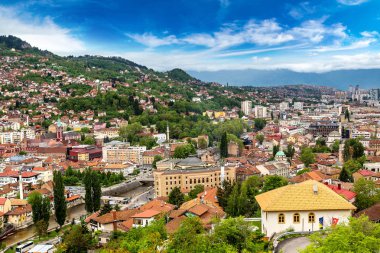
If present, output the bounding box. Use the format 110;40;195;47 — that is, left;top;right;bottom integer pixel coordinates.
0;171;39;186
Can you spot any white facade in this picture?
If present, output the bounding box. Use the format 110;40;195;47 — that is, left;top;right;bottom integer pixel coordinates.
241;100;252;115
254;106;268;118
153;133;166;144
279;102;289;111
351;129;371;139
293;102;304;110
261;209;352;237
364;162;380;173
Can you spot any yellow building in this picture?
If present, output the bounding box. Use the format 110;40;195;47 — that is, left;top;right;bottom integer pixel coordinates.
154;157;236;197
214;111;226;119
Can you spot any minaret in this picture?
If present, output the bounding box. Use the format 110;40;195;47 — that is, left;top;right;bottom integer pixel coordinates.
19;171;23;200
220;165;225;185
56;117;63;141
166;123;170;143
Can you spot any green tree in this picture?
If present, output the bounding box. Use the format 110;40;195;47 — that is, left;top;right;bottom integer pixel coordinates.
343;138;365;162
60;224;96;253
331;140;340;153
284;144;295;159
255;134;264;145
83;169;101;213
217;180;233;210
254;118;266;131
262;175;288;192
272;145;280;158
102;219;167;253
339;167;353;183
119;122;143;142
198;138;208;149
28;192;50;237
301;216;380;253
152;155;163;169
188;184;205;199
296;168;311;175
343;159;362;173
168;187;185;207
220;131;228;158
139;136;157;149
344;108;350;122
300;147;316;167
212;217;266;253
173;143;196;158
99;202;113;215
354;178;380;211
167;217;205;253
53;171;67;227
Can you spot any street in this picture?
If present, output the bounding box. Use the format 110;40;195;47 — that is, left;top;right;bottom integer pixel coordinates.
276;236;311;253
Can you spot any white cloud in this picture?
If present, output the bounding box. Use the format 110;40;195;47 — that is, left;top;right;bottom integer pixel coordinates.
291;19;347;43
312;38;376;52
128;18;349;51
288;2;316;20
0;6;85;55
337;0;368;5
126;33;180;48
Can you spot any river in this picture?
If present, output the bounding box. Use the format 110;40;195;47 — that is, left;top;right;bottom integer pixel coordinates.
2;185;151;246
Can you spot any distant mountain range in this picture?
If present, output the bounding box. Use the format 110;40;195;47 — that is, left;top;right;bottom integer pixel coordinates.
189;69;380;90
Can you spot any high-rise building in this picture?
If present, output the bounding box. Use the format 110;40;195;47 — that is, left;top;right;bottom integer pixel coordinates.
293;102;304;111
254;106;268;118
370;88;380;101
241;100;252;115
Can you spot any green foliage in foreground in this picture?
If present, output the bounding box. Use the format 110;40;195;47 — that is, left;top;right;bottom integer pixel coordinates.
102;217;267;253
301;216;380;253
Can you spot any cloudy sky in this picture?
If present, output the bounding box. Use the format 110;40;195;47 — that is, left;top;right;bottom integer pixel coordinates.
1;0;380;72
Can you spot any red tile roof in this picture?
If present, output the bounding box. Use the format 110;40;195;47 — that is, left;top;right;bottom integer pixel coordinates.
131;209;160;218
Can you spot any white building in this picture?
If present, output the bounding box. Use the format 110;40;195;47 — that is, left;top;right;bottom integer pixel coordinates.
363;162;380;173
279;102;289;111
254;106;268;118
351;129;371;139
293;102;304;111
255;180;356;238
153;133;166;144
241;100;252;116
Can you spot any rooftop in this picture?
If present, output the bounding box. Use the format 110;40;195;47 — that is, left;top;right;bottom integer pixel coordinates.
255;180;356;212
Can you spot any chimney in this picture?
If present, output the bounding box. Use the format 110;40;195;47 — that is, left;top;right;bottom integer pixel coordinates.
338;183;341;190
313;184;318;195
112;211;117;232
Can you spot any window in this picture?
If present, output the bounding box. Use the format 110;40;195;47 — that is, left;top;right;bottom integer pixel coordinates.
278;213;285;224
308;213;315;223
293;213;300;223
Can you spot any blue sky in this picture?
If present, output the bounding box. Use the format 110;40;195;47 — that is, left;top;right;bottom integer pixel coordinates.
1;0;380;72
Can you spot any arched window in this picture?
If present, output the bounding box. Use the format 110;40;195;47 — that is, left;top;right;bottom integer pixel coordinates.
293;213;300;223
189;179;192;184
278;213;285;224
308;213;315;223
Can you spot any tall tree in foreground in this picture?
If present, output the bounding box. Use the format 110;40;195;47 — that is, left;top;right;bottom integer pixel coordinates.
83;169;102;213
53;170;67;227
220;132;228;158
28;192;50;237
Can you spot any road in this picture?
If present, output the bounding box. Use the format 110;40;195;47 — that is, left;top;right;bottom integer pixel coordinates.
276;236;311;253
